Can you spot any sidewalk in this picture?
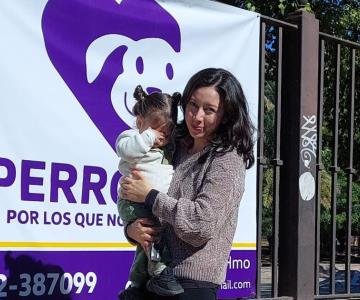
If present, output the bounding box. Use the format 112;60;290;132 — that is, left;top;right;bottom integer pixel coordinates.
260;264;360;298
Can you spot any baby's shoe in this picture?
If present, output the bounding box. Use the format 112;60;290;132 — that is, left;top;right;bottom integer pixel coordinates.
146;267;184;296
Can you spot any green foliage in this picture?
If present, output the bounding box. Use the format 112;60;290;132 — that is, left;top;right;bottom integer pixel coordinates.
337;172;360;236
216;0;359;42
320;171;360;254
312;0;360;41
320;169;332;209
214;0;360;249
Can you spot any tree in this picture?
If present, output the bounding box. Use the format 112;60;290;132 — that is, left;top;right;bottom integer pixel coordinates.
216;0;359;42
215;0;360;254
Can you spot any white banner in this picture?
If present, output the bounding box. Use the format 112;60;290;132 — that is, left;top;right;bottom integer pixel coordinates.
0;1;259;297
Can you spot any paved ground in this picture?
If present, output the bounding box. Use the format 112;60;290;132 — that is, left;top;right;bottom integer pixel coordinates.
259;263;360;298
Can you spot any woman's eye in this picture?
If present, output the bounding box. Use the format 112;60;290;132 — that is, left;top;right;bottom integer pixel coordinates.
205;108;216;114
189;101;197;107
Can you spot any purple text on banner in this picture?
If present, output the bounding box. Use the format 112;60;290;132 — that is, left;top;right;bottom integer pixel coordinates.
0;250;255;299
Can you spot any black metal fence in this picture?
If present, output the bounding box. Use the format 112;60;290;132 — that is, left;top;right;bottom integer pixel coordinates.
254;10;359;300
314;33;359;299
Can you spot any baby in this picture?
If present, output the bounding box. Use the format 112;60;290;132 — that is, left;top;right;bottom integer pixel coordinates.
116;85;183;299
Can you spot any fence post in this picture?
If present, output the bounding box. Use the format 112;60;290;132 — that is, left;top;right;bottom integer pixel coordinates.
278;10;319;300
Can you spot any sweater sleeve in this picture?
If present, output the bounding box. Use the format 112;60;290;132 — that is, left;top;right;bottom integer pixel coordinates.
115;128;156;160
151;152;246;247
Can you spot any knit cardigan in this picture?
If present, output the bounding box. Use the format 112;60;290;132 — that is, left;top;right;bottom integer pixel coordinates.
148;144;246;285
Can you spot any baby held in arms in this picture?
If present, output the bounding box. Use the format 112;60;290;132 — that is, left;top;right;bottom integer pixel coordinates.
116;85;183;299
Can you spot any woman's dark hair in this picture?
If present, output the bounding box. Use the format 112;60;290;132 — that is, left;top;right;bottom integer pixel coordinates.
132;85;181;128
178;68;255;169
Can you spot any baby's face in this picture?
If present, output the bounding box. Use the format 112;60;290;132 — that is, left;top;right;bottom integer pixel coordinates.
136;115;172;146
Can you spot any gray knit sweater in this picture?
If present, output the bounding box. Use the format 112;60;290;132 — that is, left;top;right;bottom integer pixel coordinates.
151;144;246;285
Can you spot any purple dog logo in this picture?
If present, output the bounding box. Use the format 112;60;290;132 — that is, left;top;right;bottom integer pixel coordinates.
41;0;181;151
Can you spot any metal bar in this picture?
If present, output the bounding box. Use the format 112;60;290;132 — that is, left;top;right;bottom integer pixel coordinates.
315;293;360;299
260;297;294;300
271;166;280;298
278;10;318;299
319;32;360;50
329;43;341;295
257;21;266;165
345;48;356;294
314;38;325;295
260;15;298;30
347;49;356;175
256;21;267;299
270;26;284;298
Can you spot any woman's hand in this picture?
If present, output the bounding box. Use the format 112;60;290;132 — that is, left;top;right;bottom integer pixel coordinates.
121;170;152;203
127;218;161;252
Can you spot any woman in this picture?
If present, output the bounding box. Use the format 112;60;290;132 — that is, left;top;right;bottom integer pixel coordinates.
121;68;255;300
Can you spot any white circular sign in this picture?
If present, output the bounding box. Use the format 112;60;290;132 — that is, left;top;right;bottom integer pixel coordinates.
299;171;315;201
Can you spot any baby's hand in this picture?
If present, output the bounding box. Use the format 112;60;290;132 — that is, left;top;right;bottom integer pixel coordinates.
152;129;166;148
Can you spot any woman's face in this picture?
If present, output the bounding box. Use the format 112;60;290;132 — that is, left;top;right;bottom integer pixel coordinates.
185;86;224;148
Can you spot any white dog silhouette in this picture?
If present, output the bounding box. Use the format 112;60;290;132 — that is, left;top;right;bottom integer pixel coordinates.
86;34;179;127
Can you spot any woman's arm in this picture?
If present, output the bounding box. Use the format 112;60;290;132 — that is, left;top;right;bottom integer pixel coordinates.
151;152;246;247
123;151;246;248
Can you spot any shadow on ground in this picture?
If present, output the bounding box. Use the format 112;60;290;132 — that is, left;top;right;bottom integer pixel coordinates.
319;270;360;294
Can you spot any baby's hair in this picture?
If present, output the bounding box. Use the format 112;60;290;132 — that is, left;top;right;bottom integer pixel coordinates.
133;85;181;127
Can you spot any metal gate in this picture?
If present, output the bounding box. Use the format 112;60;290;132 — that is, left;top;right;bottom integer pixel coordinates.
252;10;359;300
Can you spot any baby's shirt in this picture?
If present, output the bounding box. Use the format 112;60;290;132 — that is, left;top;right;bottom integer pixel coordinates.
115;128;174;193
